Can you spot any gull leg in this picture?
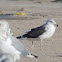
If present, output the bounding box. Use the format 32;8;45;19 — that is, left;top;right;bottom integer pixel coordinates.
40;40;42;50
32;41;34;49
30;41;34;50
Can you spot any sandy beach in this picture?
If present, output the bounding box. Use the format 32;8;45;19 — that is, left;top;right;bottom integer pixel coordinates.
0;0;62;62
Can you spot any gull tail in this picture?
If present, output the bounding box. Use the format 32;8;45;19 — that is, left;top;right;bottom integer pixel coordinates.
16;36;22;39
16;34;27;39
27;54;38;58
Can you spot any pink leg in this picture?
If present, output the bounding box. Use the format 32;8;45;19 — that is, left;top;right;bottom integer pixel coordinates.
40;40;43;50
30;41;34;50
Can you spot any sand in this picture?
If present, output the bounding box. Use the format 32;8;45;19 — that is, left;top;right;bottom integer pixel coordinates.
0;0;62;62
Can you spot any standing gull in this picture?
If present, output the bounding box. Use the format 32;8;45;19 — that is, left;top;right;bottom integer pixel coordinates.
0;21;38;62
16;19;58;49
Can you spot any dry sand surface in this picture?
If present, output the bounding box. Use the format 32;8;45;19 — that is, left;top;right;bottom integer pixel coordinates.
0;0;62;62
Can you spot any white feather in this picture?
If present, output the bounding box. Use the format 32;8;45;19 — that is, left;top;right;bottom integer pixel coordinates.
0;20;35;62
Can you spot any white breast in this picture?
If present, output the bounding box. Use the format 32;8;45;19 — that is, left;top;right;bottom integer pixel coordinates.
39;24;56;40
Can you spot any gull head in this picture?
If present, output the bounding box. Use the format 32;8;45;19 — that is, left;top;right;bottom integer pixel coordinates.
0;20;11;41
0;21;10;34
0;21;9;29
46;19;58;26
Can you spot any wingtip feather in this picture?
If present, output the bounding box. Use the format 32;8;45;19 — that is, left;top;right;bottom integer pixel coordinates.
27;54;38;58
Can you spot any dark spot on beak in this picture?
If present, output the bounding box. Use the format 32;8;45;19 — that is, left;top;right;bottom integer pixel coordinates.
57;25;58;26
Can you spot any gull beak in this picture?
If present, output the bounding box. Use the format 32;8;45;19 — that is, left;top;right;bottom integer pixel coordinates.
55;24;58;26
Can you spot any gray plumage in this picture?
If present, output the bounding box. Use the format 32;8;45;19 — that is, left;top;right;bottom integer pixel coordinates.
10;35;30;56
16;25;46;38
0;53;13;62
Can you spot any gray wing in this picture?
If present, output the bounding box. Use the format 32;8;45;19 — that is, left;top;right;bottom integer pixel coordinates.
23;24;46;38
10;35;30;56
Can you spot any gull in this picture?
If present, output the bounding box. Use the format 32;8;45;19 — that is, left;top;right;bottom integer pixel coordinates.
0;20;38;62
0;52;13;62
16;19;58;49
